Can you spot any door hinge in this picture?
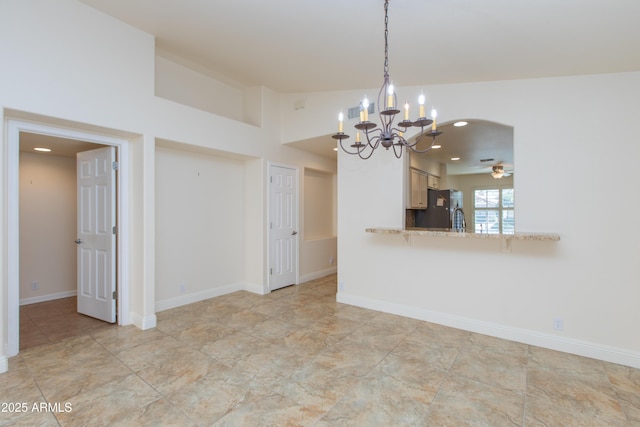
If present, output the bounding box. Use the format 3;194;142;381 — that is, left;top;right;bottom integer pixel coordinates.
270;268;273;275
270;176;273;183
112;290;117;300
112;226;118;235
112;161;119;171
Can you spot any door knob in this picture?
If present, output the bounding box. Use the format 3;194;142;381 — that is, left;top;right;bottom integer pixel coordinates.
291;231;298;236
75;239;83;244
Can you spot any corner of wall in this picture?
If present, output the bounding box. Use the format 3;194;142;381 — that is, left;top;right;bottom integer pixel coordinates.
131;312;157;331
243;86;264;127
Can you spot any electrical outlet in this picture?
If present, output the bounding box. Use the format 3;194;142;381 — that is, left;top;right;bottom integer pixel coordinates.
553;317;564;331
31;281;39;290
179;283;186;293
329;256;334;266
338;281;345;292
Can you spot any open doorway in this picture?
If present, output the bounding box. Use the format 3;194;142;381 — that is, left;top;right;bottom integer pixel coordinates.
7;119;132;357
19;133;116;350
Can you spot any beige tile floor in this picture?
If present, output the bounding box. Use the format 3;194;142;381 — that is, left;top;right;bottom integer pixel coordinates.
2;274;639;426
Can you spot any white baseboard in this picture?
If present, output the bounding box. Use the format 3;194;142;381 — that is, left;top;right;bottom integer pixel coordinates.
131;312;157;330
299;267;337;284
0;356;8;374
337;292;640;369
155;282;246;312
244;282;267;295
20;290;77;306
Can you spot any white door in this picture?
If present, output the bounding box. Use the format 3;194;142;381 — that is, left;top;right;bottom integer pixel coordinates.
269;165;298;291
76;146;117;322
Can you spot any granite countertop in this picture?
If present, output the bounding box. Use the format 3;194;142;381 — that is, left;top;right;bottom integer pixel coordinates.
365;227;560;241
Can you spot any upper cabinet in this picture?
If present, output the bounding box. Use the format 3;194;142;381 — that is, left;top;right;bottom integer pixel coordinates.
410;167;440;209
427;174;440;190
410;168;428;208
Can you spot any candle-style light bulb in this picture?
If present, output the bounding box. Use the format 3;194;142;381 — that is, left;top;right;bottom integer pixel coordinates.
418;93;426;118
356;131;361;143
387;84;394;108
431;108;437;131
338;112;344;133
362;96;369;122
404;101;409;120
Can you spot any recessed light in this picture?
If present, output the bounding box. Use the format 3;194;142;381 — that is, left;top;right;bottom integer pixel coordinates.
33;147;52;152
432;144;442;149
451;157;460;161
453;121;468;127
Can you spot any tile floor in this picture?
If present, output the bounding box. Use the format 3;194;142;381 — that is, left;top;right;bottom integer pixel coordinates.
2;274;639;426
19;296;116;351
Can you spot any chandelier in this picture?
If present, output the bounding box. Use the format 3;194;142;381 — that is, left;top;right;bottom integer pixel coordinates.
332;0;443;159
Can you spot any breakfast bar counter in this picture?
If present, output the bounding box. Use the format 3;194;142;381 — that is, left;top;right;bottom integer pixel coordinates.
365;227;560;241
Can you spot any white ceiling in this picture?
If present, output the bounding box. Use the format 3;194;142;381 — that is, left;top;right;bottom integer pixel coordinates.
74;0;640;169
20;133;101;158
79;0;640;93
419;120;513;176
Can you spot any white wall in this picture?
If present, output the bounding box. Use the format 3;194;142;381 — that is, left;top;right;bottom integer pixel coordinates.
155;55;244;123
0;0;336;368
301;168;337;281
282;72;640;368
19;152;76;304
304;168;335;239
409;153;441;177
352;74;640;367
155;145;246;310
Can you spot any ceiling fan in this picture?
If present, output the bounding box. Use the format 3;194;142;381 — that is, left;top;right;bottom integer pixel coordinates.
491;165;513;179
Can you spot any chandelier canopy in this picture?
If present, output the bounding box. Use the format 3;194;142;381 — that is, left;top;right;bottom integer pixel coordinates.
332;0;443;159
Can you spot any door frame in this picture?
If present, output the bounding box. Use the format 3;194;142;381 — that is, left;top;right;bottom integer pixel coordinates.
6;119;131;357
267;162;299;292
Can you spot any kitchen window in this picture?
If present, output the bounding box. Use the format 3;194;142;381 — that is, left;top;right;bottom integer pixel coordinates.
473;188;514;234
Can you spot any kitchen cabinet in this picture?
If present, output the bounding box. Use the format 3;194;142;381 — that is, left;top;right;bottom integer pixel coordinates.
410;168;441;208
410;168;428;208
428;174;440;189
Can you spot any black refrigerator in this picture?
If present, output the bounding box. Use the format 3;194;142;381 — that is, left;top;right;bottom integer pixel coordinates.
415;189;465;229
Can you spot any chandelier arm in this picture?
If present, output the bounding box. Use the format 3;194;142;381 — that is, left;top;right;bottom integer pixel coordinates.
346;139;377;159
357;146;377;160
363;129;383;150
339;138;369;156
338;141;359;155
391;142;403;158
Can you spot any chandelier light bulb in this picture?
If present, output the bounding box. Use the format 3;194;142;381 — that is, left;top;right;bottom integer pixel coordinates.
338;111;344;133
362;96;370;121
387;84;395;108
431;108;438;131
418;93;426;118
404;101;410;120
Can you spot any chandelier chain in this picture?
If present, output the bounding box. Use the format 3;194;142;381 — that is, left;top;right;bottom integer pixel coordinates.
383;0;389;77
